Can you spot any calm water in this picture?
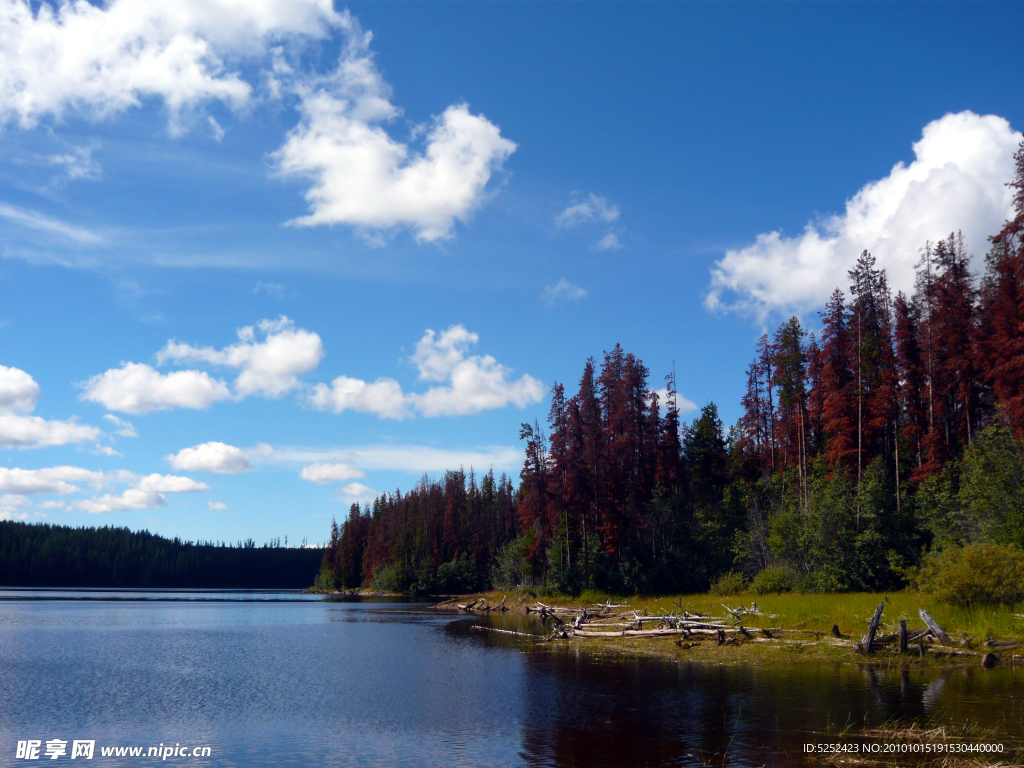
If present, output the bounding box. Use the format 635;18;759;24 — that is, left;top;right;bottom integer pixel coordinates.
1;590;1021;767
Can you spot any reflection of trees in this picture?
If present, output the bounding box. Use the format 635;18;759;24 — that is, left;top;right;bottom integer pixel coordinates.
514;650;1023;767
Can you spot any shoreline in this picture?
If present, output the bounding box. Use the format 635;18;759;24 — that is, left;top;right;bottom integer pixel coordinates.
430;590;1024;669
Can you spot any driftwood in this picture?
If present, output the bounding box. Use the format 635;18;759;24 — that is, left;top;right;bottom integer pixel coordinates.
471;625;539;639
919;609;953;646
857;601;886;654
457;598;481;611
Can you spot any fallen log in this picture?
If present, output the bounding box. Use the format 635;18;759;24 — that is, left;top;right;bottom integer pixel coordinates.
919;609;953;646
471;625;539;639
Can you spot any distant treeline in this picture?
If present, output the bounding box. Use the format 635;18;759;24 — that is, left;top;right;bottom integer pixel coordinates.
318;139;1024;596
0;521;324;588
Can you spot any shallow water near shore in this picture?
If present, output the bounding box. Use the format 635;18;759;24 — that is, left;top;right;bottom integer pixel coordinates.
1;590;1021;767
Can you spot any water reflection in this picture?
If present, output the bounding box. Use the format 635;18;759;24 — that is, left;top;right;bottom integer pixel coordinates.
0;592;1020;767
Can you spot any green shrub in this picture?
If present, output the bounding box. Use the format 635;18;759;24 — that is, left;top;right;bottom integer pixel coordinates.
369;562;413;594
914;543;1024;607
436;554;479;594
709;571;746;595
313;566;336;592
751;565;797;595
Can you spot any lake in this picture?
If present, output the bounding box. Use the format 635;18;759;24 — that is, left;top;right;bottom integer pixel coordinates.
1;590;1021;767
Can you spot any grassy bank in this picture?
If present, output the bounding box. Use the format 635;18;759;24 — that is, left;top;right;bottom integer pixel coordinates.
438;590;1024;666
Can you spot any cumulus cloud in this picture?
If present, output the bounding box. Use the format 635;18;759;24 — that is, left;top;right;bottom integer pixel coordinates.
338;482;375;499
707;111;1023;320
0;413;101;449
309;325;542;419
0;466;105;495
0;0;346;131
408;325;544;417
75;472;207;514
0;364;100;448
92;445;122;457
308;376;409;419
157;316;323;398
0;493;32;520
208;501;227;511
542;279;588;304
1;6;512;243
0;364;40;413
274;22;516;242
299;462;364;484
103;414;137;437
81;317;321;414
135;473;208;493
555;193;620;228
75;489;166;514
0;463;207;514
79;362;232;415
166;442;252;474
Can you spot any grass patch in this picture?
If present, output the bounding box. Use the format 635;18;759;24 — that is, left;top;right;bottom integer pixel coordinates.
451;589;1024;665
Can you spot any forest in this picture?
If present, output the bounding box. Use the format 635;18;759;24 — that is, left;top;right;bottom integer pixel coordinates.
319;140;1024;597
0;521;324;588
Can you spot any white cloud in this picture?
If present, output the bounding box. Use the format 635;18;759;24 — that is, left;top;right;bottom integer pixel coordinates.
135;473;208;493
0;466;105;495
308;325;542;419
542;279;588;304
338;482;375;499
308;376;409;419
208;500;227;510
263;444;522;474
408;325;544;417
253;282;286;299
0;463;206;514
0;364;40;413
103;414;137;437
92;445;122;457
157;316;323;398
0;365;101;448
707;111;1023;320
593;232;623;252
208;116;225;142
75;489;166;514
75;472;207;514
274;23;516;242
1;493;32;512
48;145;101;181
0;202;104;244
166;442;252;474
555;193;620;228
650;388;698;415
79;362;231;414
0;413;101;449
0;0;346;132
299;462;364;484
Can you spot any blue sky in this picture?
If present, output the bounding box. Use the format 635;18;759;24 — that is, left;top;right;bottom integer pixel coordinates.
1;1;1023;545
